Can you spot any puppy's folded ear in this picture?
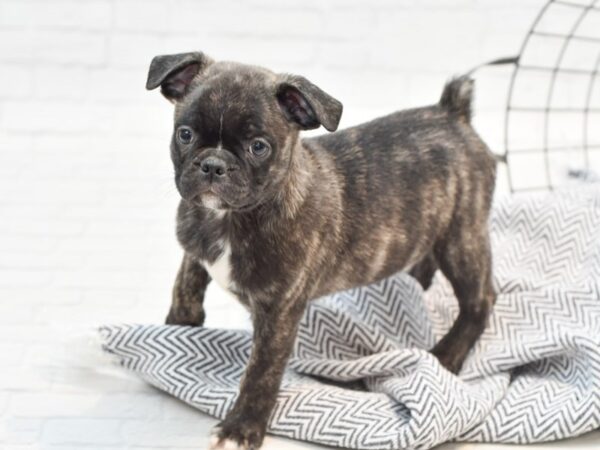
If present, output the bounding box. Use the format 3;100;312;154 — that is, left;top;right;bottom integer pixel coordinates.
146;52;213;102
276;75;343;132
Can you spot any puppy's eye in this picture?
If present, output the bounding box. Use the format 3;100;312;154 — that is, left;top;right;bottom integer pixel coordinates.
177;127;194;145
249;139;270;157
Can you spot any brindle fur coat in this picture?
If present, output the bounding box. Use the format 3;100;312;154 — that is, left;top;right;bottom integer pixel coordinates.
146;52;497;450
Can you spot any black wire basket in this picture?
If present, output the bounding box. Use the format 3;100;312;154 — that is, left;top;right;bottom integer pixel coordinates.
498;0;600;192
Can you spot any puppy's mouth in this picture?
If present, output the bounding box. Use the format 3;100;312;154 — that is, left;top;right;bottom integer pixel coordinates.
177;170;255;211
188;185;254;211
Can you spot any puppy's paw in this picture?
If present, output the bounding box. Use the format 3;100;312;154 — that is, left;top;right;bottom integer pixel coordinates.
165;305;205;326
208;417;265;450
208;430;243;450
431;347;464;374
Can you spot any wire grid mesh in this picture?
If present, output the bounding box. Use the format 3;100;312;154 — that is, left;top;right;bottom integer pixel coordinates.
504;0;600;192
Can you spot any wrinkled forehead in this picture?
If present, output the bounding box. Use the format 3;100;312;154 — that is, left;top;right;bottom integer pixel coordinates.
175;66;282;133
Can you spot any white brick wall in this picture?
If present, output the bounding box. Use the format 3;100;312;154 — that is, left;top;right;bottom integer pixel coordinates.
4;1;599;449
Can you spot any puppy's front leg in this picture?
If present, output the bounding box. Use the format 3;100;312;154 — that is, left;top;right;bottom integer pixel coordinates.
210;297;306;450
166;253;210;326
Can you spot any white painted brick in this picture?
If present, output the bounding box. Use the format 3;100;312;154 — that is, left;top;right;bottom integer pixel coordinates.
0;301;36;325
306;69;411;112
59;203;164;221
471;70;514;110
413;0;476;8
89;67;147;102
31;134;90;152
0;342;27;365
321;9;378;40
0;233;56;253
81;288;139;306
0;29;106;65
0;30;35;62
0;201;63;222
316;41;371;70
0;217;86;237
482;5;542;35
109;103;172;136
52;268;146;289
0;1;32;28
2;101;112;133
203;37;317;70
0;269;53;288
0;131;33;155
0;65;33;99
125;304;169;324
314;0;413;6
11;179;104;206
371;11;485;72
242;0;326;8
34;31;107;65
54;235;154;254
40;446;122;450
156;34;209;59
0;287;82;306
115;0;172;32
473;0;544;6
22;154;113;181
0;391;9;415
107;33;164;68
480;31;524;63
23;0;112;30
0;323;58;345
85;218;155;237
0;250;83;271
403;72;451;107
34;255;83;279
33;300;144;326
33;66;88;100
175;5;324;38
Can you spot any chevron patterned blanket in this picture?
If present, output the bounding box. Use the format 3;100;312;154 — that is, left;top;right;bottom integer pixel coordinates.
100;186;600;449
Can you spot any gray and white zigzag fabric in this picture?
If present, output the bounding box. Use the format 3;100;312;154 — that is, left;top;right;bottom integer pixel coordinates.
100;186;600;449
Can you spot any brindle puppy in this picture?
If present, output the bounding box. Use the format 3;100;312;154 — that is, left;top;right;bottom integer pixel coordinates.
146;51;497;450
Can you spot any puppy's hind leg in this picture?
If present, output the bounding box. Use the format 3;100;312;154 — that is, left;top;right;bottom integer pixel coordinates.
409;252;438;291
430;230;495;373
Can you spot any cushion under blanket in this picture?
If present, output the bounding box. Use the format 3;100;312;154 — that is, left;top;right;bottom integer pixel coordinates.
100;186;600;449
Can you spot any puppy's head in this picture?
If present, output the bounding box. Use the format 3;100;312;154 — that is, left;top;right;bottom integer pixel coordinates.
146;52;343;211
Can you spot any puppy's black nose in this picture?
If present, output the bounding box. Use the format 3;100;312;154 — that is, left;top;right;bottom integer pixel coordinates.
197;156;227;177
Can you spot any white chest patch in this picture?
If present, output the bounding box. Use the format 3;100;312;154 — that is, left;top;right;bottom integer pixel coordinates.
204;241;234;292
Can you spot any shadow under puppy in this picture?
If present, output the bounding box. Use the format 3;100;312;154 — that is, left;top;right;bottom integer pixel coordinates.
146;51;497;450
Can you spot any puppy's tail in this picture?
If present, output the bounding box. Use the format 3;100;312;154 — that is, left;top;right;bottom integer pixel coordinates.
439;76;474;122
439;56;519;122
